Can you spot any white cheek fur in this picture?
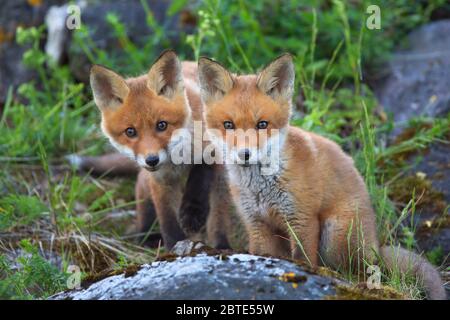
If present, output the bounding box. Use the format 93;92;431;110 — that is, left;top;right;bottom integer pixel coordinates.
136;154;146;167
108;137;135;159
158;149;168;164
101;122;135;160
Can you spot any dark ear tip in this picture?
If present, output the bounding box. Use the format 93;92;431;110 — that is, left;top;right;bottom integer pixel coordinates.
161;49;177;56
198;56;215;66
90;64;101;74
149;50;180;72
279;52;294;61
156;49;178;62
90;64;114;75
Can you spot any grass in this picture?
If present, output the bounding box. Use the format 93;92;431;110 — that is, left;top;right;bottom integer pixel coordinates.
1;0;449;299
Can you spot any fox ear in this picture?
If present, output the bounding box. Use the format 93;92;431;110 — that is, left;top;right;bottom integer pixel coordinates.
198;57;234;105
90;65;130;110
147;50;183;99
257;53;295;103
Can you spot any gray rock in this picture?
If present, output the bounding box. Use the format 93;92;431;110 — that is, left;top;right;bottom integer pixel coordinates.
375;20;450;130
0;42;34;103
50;253;342;300
171;239;205;256
0;0;64;35
0;0;65;103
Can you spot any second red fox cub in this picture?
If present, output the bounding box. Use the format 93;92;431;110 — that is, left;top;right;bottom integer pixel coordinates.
198;54;445;299
89;51;230;250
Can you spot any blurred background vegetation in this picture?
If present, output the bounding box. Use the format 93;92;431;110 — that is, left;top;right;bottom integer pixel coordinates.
0;0;449;299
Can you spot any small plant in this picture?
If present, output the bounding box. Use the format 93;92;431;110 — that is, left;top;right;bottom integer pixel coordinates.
0;240;68;299
426;246;445;267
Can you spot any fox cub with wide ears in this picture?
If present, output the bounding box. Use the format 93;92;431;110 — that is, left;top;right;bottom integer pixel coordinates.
89;50;230;250
197;54;446;299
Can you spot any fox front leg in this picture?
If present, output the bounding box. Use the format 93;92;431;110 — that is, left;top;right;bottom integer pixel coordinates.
244;218;278;256
178;164;215;240
285;214;320;267
135;170;161;247
148;178;186;250
207;166;231;249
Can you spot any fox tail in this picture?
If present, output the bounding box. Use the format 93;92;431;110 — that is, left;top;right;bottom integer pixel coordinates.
380;245;446;300
66;153;139;177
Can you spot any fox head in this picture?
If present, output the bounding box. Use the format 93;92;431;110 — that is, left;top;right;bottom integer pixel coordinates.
90;50;190;171
198;54;294;168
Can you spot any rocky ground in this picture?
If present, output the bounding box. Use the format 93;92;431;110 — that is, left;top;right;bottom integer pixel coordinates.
50;241;406;300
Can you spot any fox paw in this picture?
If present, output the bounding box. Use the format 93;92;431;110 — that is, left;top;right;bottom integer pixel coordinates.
178;204;208;235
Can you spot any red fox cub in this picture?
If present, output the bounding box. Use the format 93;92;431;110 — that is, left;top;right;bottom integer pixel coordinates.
197;54;446;299
88;50;230;250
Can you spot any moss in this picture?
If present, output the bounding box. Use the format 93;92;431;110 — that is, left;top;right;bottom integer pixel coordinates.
316;266;345;280
123;264;141;278
389;174;447;215
392;124;433;148
189;245;234;260
387;122;444;164
80;264;142;289
416;214;450;241
327;283;408;300
155;252;179;262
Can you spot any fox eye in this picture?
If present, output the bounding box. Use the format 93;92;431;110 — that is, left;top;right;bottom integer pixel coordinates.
156;121;168;131
125;127;137;138
223;121;234;130
257;121;268;130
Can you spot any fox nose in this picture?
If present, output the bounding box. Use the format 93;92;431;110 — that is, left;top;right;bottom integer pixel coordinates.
145;155;160;167
238;149;251;161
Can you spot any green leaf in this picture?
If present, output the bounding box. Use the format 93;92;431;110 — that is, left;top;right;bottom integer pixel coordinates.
167;0;188;16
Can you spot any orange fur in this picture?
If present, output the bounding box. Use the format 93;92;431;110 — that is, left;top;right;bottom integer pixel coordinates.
198;54;446;299
90;51;230;250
